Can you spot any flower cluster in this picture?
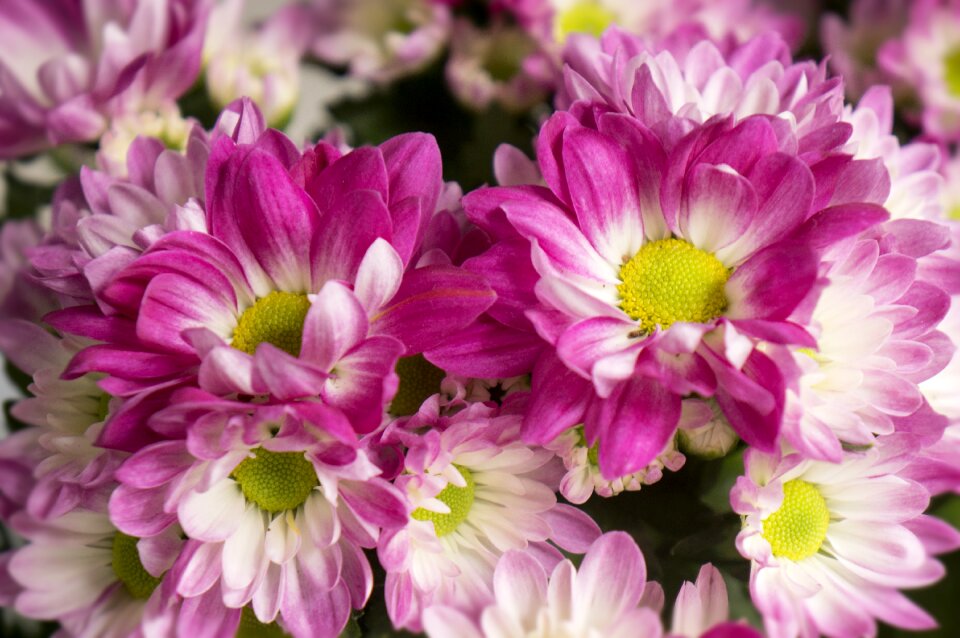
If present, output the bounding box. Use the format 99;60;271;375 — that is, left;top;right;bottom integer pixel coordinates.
0;1;958;638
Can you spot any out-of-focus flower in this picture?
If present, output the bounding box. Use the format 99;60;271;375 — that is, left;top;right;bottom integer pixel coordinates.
110;400;407;638
547;425;684;503
0;0;209;159
731;442;960;638
204;0;311;129
378;402;600;632
0;219;58;323
503;0;804;52
821;0;911;101
445;19;554;113
421;531;663;638
877;0;960;141
311;0;452;84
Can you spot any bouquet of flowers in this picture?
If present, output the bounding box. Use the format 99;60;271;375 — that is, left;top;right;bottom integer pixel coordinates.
0;1;958;637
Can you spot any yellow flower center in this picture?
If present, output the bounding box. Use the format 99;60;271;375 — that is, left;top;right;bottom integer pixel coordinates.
236;606;289;638
231;448;318;513
944;47;960;97
618;238;730;334
232;291;311;357
389;354;446;417
554;1;617;42
761;480;830;561
111;532;161;599
411;466;476;537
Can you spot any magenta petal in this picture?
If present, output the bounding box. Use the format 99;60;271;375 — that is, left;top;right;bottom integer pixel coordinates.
322;335;403;434
560;126;643;263
379;133;442;214
281;564;352;638
371;265;495;354
463;238;539;330
301;281;369;371
232;149;319;291
726;242;817;321
714;349;783;451
789;203;889;251
304;147;388;214
115;441;192;489
681;163;757;254
542;504;602;553
109;484;177;537
310;190;393;286
339;479;408;530
426;318;543;378
138;273;236;355
575;531;647;616
535;111;581;207
251;345;330;400
555;316;636;381
522;351;593;445
589;375;681;479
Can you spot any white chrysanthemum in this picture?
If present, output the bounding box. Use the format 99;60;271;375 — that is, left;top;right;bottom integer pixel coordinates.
731;442;953;638
379;405;599;632
8;508;180;638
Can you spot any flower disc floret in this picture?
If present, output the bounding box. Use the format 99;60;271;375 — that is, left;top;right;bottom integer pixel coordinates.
411;466;476;536
232;291;311;356
555;2;618;41
945;47;960;97
111;532;161;600
231;448;319;513
389;354;446;416
617;238;730;333
761;480;830;561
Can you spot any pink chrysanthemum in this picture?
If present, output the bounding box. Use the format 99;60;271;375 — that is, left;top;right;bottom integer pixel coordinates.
7;504;183;638
0;0;208;159
0;320;124;519
876;0;960;141
310;0;452;84
47;111;494;450
421;531;662;638
109;397;407;638
731;441;960;638
378;401;600;631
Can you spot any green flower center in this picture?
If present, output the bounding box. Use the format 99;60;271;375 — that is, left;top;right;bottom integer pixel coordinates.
232;291;311;357
236;606;289;638
944;47;960;97
111;532;161;599
411;465;476;537
618;238;730;334
231;448;318;513
555;1;617;42
761;480;830;561
388;354;446;417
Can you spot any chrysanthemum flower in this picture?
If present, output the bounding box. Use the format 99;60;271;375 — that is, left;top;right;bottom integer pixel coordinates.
731;441;959;638
7;505;182;638
47;114;494;449
503;0;803;51
310;0;452;84
0;320;123;519
204;0;311;129
821;0;911;101
546;424;684;503
378;402;600;631
877;0;960;141
775;231;952;461
0;0;208;159
445;19;554;113
421;532;661;638
109;398;406;638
